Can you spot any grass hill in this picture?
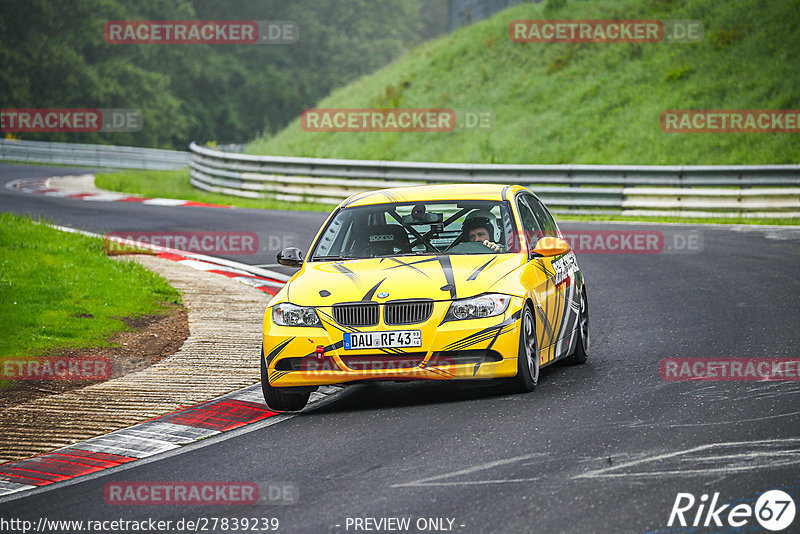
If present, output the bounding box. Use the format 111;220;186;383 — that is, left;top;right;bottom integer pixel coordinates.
247;0;800;164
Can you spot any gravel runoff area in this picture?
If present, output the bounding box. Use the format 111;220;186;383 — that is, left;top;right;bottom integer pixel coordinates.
0;254;271;463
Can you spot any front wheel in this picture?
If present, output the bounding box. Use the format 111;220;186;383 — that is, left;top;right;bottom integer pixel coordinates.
508;303;539;393
261;346;310;411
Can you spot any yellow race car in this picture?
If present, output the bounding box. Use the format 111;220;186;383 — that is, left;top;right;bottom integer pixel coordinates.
261;184;589;411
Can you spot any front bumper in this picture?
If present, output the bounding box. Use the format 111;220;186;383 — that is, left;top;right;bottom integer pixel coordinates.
263;298;523;387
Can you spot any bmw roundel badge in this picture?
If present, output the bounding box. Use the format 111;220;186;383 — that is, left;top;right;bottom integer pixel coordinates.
377;291;390;298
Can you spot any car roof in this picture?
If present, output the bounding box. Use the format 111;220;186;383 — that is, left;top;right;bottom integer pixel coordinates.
342;183;528;207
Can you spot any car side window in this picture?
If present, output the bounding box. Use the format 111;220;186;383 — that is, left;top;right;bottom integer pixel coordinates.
516;195;543;250
537;198;560;237
524;194;557;238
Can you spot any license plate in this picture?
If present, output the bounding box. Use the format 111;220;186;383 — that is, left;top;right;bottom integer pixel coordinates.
343;330;422;350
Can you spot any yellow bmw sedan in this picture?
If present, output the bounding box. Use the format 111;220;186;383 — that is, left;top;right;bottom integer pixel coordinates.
261;184;589;411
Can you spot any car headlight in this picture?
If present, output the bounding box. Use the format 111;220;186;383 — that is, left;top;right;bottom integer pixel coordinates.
446;293;512;320
272;303;322;327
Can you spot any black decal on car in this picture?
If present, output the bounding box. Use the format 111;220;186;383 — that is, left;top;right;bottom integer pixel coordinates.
467;257;497;281
266;337;295;365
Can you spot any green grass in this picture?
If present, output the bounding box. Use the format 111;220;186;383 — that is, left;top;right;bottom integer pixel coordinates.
0;213;182;387
95;169;333;212
247;0;800;164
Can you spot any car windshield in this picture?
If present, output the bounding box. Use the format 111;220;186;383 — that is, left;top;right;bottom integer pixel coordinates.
310;200;521;260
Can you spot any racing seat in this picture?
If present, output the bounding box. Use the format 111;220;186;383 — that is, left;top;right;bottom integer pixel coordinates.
351;224;410;257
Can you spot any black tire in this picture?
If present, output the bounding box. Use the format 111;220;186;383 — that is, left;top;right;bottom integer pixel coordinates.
261;346;310;411
509;303;539;393
563;287;589;365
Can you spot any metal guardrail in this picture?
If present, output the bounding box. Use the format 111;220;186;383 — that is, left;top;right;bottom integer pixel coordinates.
189;143;800;218
0;139;188;170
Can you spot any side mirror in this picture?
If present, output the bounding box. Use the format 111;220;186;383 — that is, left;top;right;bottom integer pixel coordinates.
277;247;304;267
531;237;570;258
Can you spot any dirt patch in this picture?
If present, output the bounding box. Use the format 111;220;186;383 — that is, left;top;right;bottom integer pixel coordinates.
0;305;188;411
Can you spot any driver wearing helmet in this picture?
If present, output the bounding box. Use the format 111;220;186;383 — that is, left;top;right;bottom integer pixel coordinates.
462;210;501;252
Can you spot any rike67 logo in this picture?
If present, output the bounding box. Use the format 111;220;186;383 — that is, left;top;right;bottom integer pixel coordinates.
668;489;796;531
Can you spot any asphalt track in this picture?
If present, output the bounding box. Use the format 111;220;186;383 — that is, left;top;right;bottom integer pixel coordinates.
1;162;800;533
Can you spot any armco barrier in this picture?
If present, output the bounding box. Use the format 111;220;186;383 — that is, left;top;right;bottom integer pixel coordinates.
189;143;800;218
0;139;188;170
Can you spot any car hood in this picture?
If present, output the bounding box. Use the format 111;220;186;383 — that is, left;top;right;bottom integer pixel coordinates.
286;254;525;305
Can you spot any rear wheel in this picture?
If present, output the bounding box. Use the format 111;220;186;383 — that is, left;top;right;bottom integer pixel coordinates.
261;346;310;411
509;303;539;393
563;288;589;365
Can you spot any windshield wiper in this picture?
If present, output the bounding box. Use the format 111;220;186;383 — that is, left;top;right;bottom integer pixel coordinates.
390;252;439;257
312;255;352;261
